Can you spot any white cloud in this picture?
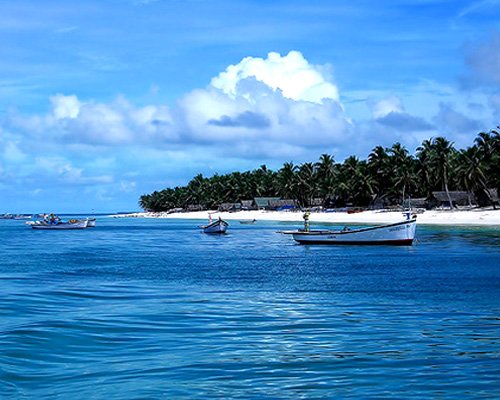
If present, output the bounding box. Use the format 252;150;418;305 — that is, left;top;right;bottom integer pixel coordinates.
34;156;113;185
371;96;403;119
51;94;81;119
120;180;136;192
210;51;339;104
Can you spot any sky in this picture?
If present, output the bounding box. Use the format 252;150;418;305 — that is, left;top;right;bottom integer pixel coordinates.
1;0;499;213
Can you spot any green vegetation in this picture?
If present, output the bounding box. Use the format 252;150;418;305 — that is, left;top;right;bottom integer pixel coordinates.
139;128;500;212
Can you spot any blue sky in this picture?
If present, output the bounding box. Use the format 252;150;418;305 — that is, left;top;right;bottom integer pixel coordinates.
1;0;499;213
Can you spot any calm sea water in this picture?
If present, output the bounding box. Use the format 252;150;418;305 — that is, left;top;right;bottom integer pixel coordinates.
1;217;499;399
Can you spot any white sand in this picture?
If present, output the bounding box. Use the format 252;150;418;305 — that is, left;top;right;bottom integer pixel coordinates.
114;208;500;226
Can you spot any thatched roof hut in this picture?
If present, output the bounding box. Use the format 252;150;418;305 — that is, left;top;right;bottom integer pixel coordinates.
241;200;255;210
430;191;476;207
254;197;281;210
268;199;298;211
218;202;241;212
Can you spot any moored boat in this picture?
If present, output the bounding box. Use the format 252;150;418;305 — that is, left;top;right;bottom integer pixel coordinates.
281;213;417;245
200;217;229;234
31;219;88;230
239;219;256;224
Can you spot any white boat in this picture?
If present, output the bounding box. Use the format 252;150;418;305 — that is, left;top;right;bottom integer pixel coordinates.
282;215;417;245
31;219;88;230
86;218;96;227
200;218;229;234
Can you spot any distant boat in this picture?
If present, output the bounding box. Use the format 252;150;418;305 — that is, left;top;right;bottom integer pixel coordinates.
281;215;417;245
239;219;256;224
30;219;88;230
86;218;96;227
13;214;32;220
200;218;228;234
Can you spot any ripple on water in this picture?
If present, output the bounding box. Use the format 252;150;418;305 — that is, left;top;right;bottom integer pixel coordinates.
0;218;499;398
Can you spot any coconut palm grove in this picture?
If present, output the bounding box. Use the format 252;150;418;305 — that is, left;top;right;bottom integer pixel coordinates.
139;128;499;212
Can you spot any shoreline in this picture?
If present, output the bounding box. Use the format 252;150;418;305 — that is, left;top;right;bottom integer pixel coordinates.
112;208;500;226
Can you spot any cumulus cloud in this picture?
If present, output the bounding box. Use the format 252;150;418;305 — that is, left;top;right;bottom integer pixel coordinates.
8;95;177;146
208;111;271;128
371;96;404;119
211;51;339;104
376;112;434;131
0;49;357;212
34;156;114;185
371;96;434;132
51;94;81;119
5;51;352;158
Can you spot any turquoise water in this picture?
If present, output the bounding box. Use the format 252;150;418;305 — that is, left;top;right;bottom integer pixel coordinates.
1;217;499;399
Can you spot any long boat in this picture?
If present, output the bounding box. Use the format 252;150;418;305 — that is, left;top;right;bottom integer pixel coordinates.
30;220;88;230
282;216;417;245
200;218;229;234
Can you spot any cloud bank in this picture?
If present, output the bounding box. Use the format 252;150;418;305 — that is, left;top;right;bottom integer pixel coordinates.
1;48;497;212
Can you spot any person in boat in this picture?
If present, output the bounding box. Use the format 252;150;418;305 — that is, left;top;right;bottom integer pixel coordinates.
303;212;310;232
48;213;61;225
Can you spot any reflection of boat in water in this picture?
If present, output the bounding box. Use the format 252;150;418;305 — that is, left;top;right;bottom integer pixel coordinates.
281;213;417;245
200;217;228;234
239;219;256;224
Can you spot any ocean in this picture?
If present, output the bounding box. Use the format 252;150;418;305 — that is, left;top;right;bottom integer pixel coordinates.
1;217;499;399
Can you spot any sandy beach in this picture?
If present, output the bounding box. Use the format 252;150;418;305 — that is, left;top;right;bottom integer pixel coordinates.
115;208;500;226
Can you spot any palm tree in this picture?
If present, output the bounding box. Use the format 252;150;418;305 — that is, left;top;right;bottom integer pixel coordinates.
185;173;206;206
389;143;417;206
335;156;375;206
368;145;391;198
315;154;337;206
432;137;456;208
296;162;317;207
276;162;298;199
416;139;434;197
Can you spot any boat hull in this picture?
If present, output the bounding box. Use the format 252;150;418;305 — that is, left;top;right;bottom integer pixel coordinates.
31;220;88;230
201;220;229;234
289;219;416;245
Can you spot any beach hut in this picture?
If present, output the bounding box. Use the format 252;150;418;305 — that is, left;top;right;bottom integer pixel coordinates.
218;202;242;212
476;188;499;208
430;191;476;208
268;199;298;211
241;200;256;211
186;204;204;211
254;197;281;210
408;198;427;209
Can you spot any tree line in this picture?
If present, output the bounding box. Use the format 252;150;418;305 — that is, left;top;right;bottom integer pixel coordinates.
139;128;499;211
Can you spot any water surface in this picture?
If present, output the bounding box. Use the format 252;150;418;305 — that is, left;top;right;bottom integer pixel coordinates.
1;218;499;398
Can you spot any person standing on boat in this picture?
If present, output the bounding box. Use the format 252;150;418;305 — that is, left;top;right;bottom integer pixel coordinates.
303;212;310;232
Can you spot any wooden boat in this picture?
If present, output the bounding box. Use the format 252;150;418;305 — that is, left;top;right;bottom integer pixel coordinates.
30;219;88;230
200;218;228;234
239;219;256;224
282;215;417;245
